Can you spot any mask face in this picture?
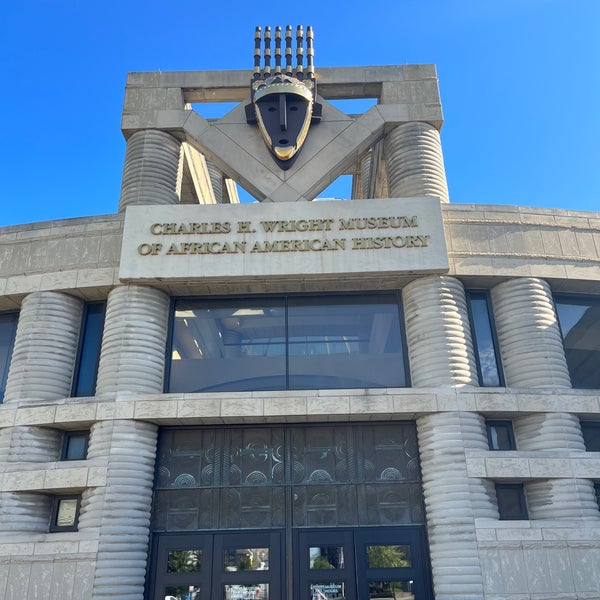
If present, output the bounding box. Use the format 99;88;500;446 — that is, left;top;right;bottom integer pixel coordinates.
250;77;315;170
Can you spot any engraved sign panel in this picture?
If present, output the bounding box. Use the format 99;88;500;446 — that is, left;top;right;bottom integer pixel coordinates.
119;197;448;282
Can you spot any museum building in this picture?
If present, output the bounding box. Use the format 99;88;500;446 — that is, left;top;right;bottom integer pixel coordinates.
0;26;600;600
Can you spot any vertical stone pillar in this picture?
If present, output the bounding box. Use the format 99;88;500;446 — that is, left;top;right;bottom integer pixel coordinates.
384;122;449;202
206;159;224;204
491;278;597;519
95;285;170;395
118;130;181;211
89;285;168;598
0;291;83;534
87;420;158;600
417;412;492;599
490;277;570;388
360;151;372;199
4;291;83;402
402;275;478;387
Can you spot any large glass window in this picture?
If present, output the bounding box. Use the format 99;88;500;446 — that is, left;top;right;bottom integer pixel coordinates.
0;311;18;402
466;291;503;387
72;301;106;397
168;294;407;393
555;295;600;389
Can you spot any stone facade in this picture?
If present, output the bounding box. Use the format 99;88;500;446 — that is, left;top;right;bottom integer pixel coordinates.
0;60;599;600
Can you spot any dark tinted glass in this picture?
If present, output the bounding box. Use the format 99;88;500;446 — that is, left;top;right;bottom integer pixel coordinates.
486;421;516;450
496;483;528;520
168;294;406;393
72;302;105;397
555;296;600;389
0;312;18;401
63;431;89;460
169;299;286;392
466;292;502;386
288;295;406;389
581;422;600;452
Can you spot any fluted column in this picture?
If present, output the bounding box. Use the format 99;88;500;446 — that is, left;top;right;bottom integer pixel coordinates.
418;412;492;599
360;151;372;199
0;292;82;534
206;159;223;203
4;291;84;403
515;413;599;519
402;275;478;387
118;130;181;211
87;420;158;600
490;277;571;388
384;122;449;202
95;285;170;395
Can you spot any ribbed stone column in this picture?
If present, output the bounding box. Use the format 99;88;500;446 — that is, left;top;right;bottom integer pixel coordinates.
490;277;571;388
4;291;84;402
384;122;449;202
95;285;170;395
118;130;181;211
360;151;372;198
206;159;223;203
418;412;491;599
0;493;52;535
403;275;478;387
514;413;599;519
87;420;158;600
0;292;82;535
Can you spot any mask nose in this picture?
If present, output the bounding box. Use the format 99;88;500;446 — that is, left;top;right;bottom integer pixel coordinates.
279;95;287;131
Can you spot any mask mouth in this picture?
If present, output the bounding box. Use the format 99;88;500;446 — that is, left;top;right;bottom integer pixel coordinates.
274;144;295;159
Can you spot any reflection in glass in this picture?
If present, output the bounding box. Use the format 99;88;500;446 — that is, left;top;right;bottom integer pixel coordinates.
224;547;269;571
310;582;346;600
167;549;202;573
56;498;79;527
287;296;406;389
72;301;105;397
224;583;269;600
0;311;17;401
368;581;414;599
310;546;345;570
165;585;200;600
466;292;502;387
169;299;286;392
555;297;600;388
367;545;411;568
168;294;406;393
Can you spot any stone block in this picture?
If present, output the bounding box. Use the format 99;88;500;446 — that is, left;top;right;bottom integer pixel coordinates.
349;395;394;416
528;458;574;478
498;546;529;593
86;467;107;487
307;396;351;415
263;396;307;417
54;403;97;426
49;562;76;599
15;406;57;426
177;398;221;419
44;467;88;490
74;561;95;599
6;563;32;600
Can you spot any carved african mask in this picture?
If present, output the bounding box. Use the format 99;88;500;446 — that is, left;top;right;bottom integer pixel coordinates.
246;26;321;170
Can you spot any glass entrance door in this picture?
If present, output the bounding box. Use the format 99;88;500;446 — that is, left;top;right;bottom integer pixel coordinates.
152;531;283;600
295;527;431;600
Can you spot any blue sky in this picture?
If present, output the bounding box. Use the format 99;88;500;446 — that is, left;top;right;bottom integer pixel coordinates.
1;0;598;226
